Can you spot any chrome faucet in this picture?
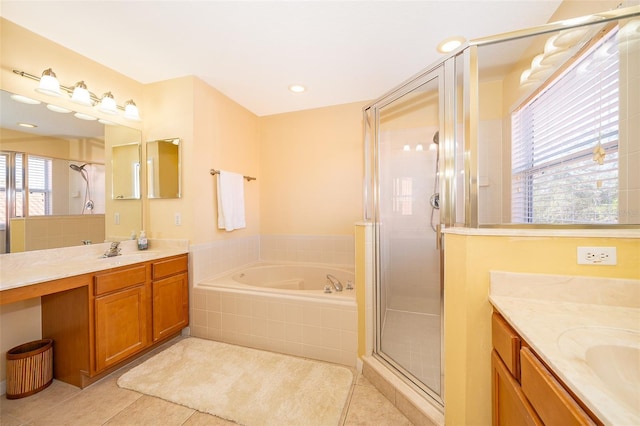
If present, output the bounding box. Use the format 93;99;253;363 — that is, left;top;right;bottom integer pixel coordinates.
326;274;343;292
103;241;121;258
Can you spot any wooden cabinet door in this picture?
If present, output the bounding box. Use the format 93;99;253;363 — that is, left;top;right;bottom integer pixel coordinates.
520;347;596;426
152;273;188;342
492;350;543;426
95;285;148;372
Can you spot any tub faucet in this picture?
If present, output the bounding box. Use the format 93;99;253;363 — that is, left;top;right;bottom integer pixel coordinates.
326;274;343;292
103;241;121;258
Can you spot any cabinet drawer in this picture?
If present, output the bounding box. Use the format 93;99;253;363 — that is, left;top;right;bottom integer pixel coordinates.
94;265;147;296
492;312;521;378
152;255;188;280
520;347;595;426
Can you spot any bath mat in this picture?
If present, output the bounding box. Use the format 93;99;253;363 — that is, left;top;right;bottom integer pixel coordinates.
117;338;353;426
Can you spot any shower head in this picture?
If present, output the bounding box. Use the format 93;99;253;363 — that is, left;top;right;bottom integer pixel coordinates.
69;164;87;172
433;131;439;145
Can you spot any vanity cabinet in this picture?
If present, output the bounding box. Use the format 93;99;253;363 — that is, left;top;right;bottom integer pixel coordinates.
94;265;149;372
41;254;189;388
491;312;600;426
151;256;188;342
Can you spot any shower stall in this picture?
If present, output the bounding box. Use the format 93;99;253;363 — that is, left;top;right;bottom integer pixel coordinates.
363;62;457;407
363;5;640;417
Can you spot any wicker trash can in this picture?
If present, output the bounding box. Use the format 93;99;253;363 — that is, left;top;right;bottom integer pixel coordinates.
6;339;53;399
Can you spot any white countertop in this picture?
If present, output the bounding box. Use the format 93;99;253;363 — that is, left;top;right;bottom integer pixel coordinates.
0;239;189;292
490;271;640;426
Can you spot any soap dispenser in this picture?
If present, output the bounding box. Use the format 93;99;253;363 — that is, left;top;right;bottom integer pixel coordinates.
137;231;148;250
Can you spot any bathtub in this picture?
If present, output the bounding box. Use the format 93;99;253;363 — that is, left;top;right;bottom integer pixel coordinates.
192;262;358;366
199;262;355;300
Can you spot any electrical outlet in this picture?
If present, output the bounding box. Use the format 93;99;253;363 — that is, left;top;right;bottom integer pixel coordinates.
174;212;181;226
577;246;617;265
114;212;120;225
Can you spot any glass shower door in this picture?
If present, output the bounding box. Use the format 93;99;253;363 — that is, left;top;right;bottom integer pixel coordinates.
375;69;443;403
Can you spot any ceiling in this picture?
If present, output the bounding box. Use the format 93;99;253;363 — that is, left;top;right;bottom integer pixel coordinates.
1;1;563;117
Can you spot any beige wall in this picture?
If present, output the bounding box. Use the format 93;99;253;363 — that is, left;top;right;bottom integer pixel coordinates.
259;102;365;236
192;77;261;242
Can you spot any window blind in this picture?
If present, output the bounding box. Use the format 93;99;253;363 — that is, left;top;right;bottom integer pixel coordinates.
512;29;619;224
27;156;52;216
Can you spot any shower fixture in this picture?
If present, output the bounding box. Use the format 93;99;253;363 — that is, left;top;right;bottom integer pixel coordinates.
69;163;94;214
430;131;440;232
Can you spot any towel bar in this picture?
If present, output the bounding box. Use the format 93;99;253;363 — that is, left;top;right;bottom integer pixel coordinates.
210;169;256;182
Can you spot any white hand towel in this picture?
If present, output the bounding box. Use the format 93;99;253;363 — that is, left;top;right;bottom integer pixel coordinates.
217;171;246;231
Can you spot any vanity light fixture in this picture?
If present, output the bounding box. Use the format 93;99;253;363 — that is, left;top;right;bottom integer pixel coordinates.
520;69;533;84
123;99;141;121
70;81;92;106
98;92;118;114
437;36;466;54
35;68;62;96
12;68;142;121
288;84;306;93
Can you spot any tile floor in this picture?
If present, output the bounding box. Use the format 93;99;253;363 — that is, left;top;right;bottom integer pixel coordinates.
1;338;412;426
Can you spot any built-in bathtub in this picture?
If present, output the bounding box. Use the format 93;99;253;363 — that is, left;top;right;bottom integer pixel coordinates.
191;262;357;367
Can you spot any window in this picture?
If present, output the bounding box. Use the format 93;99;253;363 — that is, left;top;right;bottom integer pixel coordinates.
27;156;53;216
392;177;413;215
511;28;619;224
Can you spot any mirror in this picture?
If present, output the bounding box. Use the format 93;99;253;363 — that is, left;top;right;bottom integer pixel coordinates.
112;142;141;199
472;16;639;226
0;89;142;252
147;138;181;199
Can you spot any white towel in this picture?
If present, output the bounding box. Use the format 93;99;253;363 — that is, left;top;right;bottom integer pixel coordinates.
217;171;246;231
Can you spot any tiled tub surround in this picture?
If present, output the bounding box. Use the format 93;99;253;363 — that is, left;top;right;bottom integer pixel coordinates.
189;234;355;285
489;271;640;425
192;264;358;367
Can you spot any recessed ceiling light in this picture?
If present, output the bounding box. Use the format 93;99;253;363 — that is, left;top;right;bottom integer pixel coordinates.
74;112;97;121
288;84;306;93
11;94;41;105
46;104;71;113
17;122;37;128
437;36;466;54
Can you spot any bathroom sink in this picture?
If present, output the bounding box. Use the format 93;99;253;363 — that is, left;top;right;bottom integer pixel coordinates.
585;344;640;410
558;326;640;412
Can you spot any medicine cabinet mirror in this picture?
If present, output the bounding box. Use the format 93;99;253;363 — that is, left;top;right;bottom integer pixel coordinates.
146;138;181;199
111;142;141;200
